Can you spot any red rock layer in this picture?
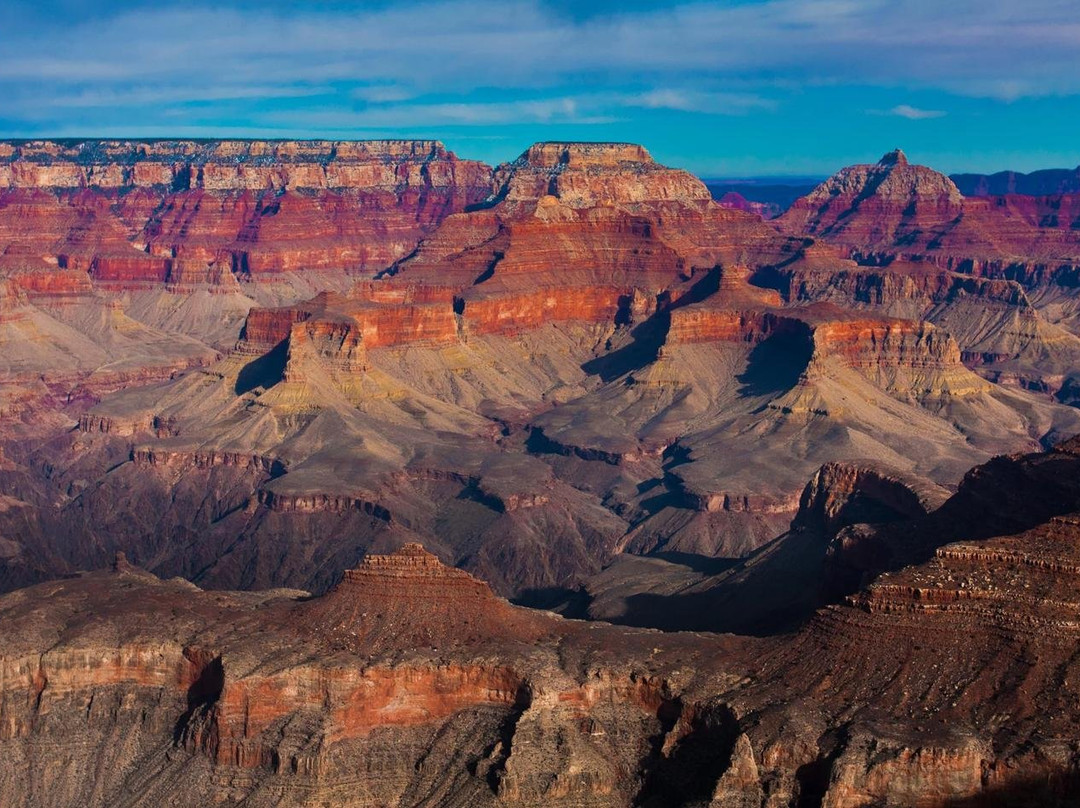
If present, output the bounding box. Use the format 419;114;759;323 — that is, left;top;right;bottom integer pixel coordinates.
0;247;92;297
334;143;801;343
778;149;1080;282
9;483;1080;808
462;285;631;336
669;303;963;384
181;661;527;771
810;316;959;372
666;308;805;345
234;140;799;351
0;139;493;293
239;284;462;365
239;306;316;351
492;142;712;207
0;550;715;808
780;149;964;242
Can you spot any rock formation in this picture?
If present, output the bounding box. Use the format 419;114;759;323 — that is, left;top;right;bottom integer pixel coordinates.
7;446;1080;808
0;140;490;290
714;190;780;219
4;137;1080;804
5;140;1080;603
300;542;550;652
952;165;1080;197
774;151;1080;403
777;149;1080;272
0;139;491;474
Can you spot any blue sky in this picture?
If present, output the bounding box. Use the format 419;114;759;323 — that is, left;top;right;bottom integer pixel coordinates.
2;0;1079;176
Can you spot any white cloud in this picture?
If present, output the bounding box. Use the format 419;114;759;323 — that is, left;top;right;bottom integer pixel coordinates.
630;89;776;115
352;85;417;104
887;104;947;119
40;85;329;109
261;90;775;131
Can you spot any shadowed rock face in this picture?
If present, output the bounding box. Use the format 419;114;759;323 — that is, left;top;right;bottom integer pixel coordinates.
7;441;1080;808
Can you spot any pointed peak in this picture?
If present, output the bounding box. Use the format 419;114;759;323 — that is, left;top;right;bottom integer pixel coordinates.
878;149;908;167
105;550;160;582
299;542;552;653
345;542;454;578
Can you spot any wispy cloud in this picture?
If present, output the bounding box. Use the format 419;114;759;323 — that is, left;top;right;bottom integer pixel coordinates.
260;90;778;131
269;97;618;128
38;85;330;109
3;1;1079;104
881;104;948;120
352;85;417;104
629;89;777;115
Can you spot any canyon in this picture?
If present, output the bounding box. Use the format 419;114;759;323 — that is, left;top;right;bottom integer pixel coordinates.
3;138;1080;804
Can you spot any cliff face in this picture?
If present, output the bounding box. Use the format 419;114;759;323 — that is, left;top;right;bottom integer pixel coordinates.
8;140;1078;603
667;305;972;398
0;139;486;192
0;139;492;291
778;149;1080;275
0;139;493;440
773;153;1080;402
492;141;712;207
0;545;736;808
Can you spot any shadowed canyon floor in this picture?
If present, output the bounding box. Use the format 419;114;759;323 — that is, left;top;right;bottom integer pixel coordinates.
4;139;1080;804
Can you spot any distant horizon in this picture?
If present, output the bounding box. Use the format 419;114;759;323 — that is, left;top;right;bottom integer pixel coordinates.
2;134;1078;182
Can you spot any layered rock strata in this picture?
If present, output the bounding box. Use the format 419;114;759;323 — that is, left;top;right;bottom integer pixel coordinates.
9;141;1076;600
7;473;1080;808
0;139;492;292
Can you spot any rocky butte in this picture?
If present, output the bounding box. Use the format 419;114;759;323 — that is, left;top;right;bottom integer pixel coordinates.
3;138;1080;804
